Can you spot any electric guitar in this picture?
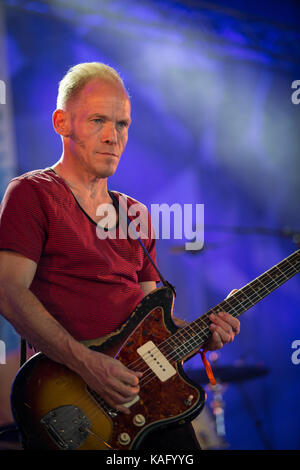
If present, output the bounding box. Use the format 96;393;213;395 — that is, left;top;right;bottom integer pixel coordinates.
11;249;300;450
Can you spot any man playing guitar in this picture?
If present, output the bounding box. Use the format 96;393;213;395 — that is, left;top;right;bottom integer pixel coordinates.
0;62;240;449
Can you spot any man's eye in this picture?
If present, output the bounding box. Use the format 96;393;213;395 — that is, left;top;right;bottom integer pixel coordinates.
93;118;104;123
118;121;128;128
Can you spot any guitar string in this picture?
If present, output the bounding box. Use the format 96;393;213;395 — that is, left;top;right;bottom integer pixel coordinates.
42;260;299;437
73;260;300;399
123;256;299;373
71;255;300;402
129;259;300;386
53;260;299;408
126;258;300;376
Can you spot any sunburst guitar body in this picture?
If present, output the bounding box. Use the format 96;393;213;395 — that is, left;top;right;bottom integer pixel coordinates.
11;287;206;450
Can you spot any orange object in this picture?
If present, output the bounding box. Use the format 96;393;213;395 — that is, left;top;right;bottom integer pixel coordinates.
200;349;217;386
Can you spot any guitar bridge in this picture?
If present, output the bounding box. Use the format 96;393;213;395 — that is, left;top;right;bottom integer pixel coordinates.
40;405;91;450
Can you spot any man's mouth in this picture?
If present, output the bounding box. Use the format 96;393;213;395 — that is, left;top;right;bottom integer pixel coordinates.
98;152;118;157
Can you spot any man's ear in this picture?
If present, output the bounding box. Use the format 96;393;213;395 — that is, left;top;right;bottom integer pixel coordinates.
52;109;71;137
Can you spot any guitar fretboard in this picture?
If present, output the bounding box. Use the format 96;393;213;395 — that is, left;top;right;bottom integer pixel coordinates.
167;249;300;361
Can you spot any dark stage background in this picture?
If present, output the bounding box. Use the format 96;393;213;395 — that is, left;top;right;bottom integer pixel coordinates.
0;0;300;450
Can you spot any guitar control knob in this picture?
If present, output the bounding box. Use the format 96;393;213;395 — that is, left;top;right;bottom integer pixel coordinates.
118;432;131;446
133;414;146;427
184;395;194;406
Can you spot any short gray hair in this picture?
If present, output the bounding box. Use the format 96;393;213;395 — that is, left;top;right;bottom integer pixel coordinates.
56;62;127;109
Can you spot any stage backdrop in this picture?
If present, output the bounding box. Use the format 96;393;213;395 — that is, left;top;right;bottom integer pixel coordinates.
1;0;300;449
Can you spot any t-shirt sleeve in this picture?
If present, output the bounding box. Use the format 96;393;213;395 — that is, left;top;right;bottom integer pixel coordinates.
0;178;48;264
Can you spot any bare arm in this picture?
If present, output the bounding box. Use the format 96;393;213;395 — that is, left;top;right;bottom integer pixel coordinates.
0;251;142;413
139;280;157;296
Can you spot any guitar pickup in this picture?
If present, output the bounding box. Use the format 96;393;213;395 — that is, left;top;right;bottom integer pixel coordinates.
137;341;176;382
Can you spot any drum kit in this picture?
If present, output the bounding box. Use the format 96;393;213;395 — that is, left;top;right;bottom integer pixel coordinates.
188;352;269;450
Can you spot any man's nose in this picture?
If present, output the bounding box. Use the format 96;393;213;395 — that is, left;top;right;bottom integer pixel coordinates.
100;122;117;144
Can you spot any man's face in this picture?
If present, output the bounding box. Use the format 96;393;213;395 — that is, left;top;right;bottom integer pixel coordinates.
65;78;131;179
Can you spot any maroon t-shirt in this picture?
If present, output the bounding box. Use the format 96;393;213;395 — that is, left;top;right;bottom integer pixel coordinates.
0;168;160;341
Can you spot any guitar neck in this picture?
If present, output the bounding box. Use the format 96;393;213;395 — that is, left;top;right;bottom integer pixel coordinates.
170;249;300;361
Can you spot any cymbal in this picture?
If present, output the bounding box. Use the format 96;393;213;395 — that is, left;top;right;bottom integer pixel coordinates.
186;364;269;384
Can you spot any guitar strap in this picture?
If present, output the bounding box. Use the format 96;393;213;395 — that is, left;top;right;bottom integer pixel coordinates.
19;191;176;368
108;190;176;297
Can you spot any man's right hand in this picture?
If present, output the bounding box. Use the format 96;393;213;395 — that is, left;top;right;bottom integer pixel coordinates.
77;348;143;415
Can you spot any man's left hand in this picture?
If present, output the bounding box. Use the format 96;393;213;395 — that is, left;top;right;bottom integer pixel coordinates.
204;289;240;351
